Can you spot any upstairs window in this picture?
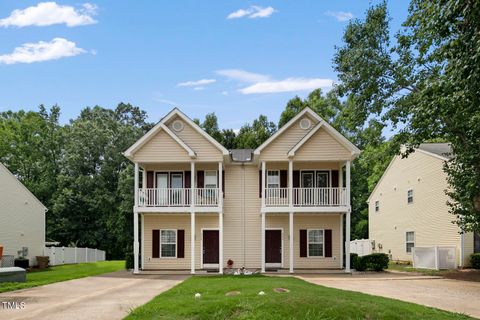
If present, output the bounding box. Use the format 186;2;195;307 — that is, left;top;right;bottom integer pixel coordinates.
267;170;280;189
407;189;414;204
406;231;415;253
204;171;218;189
375;201;380;212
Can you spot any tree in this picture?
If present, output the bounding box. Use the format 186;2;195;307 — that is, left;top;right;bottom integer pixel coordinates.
334;1;480;232
235;115;276;149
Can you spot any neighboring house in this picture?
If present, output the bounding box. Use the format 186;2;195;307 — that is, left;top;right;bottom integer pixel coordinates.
124;107;360;274
0;163;47;266
368;143;479;266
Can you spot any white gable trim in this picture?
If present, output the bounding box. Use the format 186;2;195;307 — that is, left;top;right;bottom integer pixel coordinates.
254;108;322;155
163;108;229;156
160;123;196;158
0;162;48;212
288;122;324;157
254;107;361;156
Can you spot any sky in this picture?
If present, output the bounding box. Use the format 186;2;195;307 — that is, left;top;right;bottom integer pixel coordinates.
0;1;409;130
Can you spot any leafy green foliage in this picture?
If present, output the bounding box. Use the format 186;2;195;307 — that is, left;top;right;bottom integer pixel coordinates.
334;1;480;232
471;254;480;269
352;253;389;271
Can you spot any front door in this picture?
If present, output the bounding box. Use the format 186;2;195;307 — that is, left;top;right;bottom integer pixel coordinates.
301;171;315;205
316;171;330;205
203;230;219;268
265;230;282;267
170;172;184;205
155;172;168;206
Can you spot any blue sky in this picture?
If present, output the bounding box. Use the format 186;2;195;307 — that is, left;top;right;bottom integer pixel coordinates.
0;1;409;129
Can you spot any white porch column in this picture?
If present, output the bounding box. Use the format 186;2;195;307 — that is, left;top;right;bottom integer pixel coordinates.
261;211;266;273
340;213;344;269
142;168;146;189
345;160;351;272
190;161;195;274
261;161;266;209
141;213;145;270
288;160;293;208
218;161;224;274
289;211;294;273
133;162;140;274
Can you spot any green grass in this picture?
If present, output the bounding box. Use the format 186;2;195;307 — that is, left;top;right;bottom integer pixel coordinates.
125;275;472;320
0;260;124;293
388;262;447;276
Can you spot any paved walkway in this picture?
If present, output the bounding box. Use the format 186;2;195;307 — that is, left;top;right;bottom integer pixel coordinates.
0;271;187;320
297;272;480;318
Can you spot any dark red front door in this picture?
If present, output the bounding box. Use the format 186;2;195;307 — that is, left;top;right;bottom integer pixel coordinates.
265;230;282;264
203;230;219;264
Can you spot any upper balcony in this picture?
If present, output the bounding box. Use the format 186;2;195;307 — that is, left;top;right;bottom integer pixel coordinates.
265;187;347;208
138;187;221;209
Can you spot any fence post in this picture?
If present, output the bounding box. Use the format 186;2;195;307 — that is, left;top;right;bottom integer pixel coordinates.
412;247;416;268
74;247;77;263
95;248;97;262
85;247;88;263
434;246;439;270
52;246;56;266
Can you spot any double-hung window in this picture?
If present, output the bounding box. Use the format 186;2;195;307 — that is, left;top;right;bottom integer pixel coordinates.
308;229;324;257
267;170;280;189
407;189;414;204
160;229;176;258
204;171;218;188
405;231;415;253
375;201;380;212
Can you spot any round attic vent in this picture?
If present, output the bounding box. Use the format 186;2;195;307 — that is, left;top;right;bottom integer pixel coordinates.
172;120;184;132
299;118;311;130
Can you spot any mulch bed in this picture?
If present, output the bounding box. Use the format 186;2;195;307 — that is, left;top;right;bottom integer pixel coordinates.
442;269;480;282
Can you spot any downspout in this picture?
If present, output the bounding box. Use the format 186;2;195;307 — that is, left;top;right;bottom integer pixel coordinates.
460;232;464;268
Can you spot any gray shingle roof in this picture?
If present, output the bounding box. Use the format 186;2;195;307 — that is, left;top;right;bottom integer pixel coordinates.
230;149;254;162
418;143;452;159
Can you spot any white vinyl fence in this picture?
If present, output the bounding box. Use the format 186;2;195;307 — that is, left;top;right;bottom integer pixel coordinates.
412;246;457;270
43;247;106;266
349;239;373;256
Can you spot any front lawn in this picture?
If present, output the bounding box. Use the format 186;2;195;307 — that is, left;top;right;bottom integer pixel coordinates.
0;260;124;293
126;275;471;320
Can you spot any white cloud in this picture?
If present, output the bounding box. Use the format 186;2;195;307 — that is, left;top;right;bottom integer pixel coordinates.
221;91;228;96
227;6;276;19
325;11;354;22
0;2;98;28
216;69;269;83
177;79;216;87
240;77;334;94
0;38;86;64
193;86;205;91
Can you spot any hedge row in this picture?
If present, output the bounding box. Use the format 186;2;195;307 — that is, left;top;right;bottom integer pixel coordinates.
471;253;480;269
351;253;389;271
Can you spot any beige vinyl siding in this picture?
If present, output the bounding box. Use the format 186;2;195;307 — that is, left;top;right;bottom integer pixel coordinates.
265;162;342;171
166;115;223;162
223;164;262;268
464;232;474;265
143;214;218;270
294;214;342;269
133;130;192;163
259;115;318;161
294;127;352;161
0;164;46;265
143;163;219;172
368;151;469;265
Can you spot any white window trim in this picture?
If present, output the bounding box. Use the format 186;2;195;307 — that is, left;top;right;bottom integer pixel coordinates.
405;231;415;254
204;170;218;188
407;189;414;204
375;201;380;212
307;229;325;258
160;229;177;258
267;170;280;189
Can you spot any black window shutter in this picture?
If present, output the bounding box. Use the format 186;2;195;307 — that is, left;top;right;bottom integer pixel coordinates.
331;170;339;188
293;171;300;188
147;171;154;188
300;229;307;257
197;171;204;188
258;170;262;198
152;230;160;258
325;229;332;257
184;171;191;188
177;230;185;258
280;170;288;188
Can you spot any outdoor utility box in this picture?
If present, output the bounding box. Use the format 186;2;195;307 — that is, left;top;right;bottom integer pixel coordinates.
0;267;26;283
14;258;29;269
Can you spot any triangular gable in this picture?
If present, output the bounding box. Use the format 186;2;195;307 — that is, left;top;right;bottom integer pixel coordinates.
0;163;47;212
124;108;229;160
254;107;360;157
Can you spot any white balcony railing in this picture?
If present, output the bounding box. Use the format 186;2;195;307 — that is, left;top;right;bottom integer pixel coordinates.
264;187;347;207
138;188;220;207
264;188;289;206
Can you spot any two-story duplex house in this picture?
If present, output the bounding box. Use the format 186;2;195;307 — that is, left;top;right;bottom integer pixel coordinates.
124;107;360;274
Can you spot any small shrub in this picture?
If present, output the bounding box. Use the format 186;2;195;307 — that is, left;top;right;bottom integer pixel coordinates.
471;253;480;269
364;253;389;271
350;253;361;270
125;252;134;270
354;255;367;271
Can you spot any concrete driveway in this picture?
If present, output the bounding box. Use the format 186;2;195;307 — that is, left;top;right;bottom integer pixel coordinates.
297;272;480;318
0;271;188;320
